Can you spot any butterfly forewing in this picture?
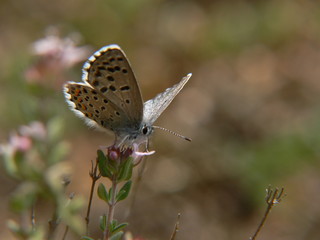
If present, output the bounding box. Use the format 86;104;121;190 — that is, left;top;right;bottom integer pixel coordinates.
83;45;143;127
143;73;192;125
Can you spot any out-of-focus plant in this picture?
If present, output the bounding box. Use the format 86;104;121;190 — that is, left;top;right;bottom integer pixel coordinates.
1;119;85;240
0;28;93;239
25;27;91;90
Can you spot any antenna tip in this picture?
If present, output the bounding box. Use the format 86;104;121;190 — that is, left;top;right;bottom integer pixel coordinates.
185;137;192;142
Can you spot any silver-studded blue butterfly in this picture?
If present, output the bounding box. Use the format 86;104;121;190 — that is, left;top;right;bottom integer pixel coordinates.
64;44;192;147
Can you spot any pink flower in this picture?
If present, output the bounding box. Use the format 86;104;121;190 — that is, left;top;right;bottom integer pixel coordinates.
31;33;90;68
105;144;155;165
9;134;32;152
0;121;47;156
19;121;47;140
131;143;155;165
24;27;91;89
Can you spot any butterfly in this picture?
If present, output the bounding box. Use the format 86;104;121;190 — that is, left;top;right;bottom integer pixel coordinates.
63;44;191;147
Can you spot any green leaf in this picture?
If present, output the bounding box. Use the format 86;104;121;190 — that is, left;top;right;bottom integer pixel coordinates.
2;148;20;179
97;150;112;178
111;222;128;234
109;231;124;240
97;150;106;162
7;220;46;240
47;117;65;143
97;183;109;203
109;219;118;231
47;141;70;165
108;187;113;202
117;158;133;181
81;236;95;240
7;220;20;235
10;182;38;213
116;181;132;202
58;193;85;235
99;215;107;231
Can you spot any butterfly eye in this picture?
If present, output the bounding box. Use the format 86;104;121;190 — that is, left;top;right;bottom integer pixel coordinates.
142;126;150;135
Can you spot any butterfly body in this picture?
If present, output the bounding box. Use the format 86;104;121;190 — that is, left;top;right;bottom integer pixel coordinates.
64;45;191;147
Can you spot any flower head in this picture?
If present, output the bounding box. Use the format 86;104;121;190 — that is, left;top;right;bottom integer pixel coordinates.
104;143;154;165
24;27;91;89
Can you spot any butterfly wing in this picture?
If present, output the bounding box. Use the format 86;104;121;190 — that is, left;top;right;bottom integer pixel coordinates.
143;73;192;125
64;45;144;132
83;45;144;126
64;83;131;132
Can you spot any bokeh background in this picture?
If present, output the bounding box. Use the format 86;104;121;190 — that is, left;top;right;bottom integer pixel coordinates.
1;0;320;239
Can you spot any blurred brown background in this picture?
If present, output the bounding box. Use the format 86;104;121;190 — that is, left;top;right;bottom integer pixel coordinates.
1;0;320;239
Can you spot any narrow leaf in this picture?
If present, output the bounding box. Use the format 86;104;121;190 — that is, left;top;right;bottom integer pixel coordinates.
81;237;95;240
108;187;113;202
116;181;132;202
109;219;118;232
7;220;21;235
111;222;128;234
109;231;124;240
97;183;109;203
118;158;133;181
97;150;111;178
99;215;107;231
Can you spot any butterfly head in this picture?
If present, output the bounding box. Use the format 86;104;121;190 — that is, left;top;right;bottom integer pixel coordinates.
141;124;153;136
114;123;154;149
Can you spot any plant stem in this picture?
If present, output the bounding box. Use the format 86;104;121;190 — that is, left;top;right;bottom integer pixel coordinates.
250;203;272;240
31;204;35;230
86;159;100;234
170;213;181;240
250;187;285;240
48;209;59;240
62;226;69;240
104;176;118;240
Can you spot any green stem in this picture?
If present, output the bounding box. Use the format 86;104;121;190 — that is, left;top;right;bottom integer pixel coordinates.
104;176;118;240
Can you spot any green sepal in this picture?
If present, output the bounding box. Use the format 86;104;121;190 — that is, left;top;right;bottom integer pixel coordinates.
116;181;132;202
97;183;109;203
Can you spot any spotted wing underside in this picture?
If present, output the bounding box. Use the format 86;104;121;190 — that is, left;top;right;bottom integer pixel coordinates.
64;45;144;132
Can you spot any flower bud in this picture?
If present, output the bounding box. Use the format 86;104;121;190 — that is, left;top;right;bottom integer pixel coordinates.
107;146;120;161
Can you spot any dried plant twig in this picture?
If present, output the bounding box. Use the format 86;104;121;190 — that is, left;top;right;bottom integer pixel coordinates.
86;158;101;234
250;186;286;240
170;213;181;240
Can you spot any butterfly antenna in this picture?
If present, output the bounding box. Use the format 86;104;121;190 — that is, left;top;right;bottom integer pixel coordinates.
153;126;192;142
